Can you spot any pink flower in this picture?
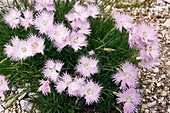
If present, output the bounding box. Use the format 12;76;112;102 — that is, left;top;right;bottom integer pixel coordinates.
34;11;54;34
117;88;141;113
135;22;157;44
73;2;89;21
71;20;91;35
113;12;134;32
55;72;72;94
65;12;78;22
4;36;20;60
4;9;21;28
27;34;45;55
76;56;99;77
67;77;85;96
43;59;64;82
0;75;9;93
35;0;55;12
20;10;33;29
140;40;159;61
88;50;95;55
69;32;87;51
47;23;70;51
80;80;102;105
113;62;139;89
38;80;51;95
14;40;33;60
139;58;159;69
4;37;33;61
87;4;100;18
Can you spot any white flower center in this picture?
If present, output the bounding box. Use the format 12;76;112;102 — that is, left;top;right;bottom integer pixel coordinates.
77;12;83;16
84;63;91;70
123;72;131;79
148;46;152;52
50;67;56;73
54;30;61;36
87;88;93;95
143;31;148;38
41;20;48;26
12;16;16;20
73;38;79;44
120;20;125;26
126;96;132;103
32;42;39;49
0;79;3;86
89;10;94;14
21;47;27;53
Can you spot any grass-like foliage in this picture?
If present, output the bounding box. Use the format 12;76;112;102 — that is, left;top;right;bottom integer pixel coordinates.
0;0;140;112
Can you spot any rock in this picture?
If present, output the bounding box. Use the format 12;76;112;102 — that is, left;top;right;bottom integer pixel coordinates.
160;91;167;96
20;99;33;111
167;108;170;113
166;61;170;66
147;101;157;107
0;105;4;112
142;104;148;110
153;67;159;73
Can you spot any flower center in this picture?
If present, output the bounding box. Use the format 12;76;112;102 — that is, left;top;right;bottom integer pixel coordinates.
0;79;3;86
120;20;125;26
84;63;91;70
87;88;93;95
77;12;82;16
21;47;27;53
126;96;132;103
143;31;148;38
148;46;152;52
73;38;79;44
50;67;56;73
32;42;39;49
54;30;61;36
89;10;94;14
123;72;131;79
12;16;16;20
42;20;48;26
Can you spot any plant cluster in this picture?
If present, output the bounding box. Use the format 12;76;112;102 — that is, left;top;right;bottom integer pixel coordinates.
0;0;158;113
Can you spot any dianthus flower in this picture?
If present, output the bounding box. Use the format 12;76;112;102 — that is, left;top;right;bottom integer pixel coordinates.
117;88;141;113
34;11;54;34
35;0;55;12
69;32;87;51
113;62;139;89
27;34;45;55
20;10;33;29
0;75;9;93
80;80;102;105
38;80;51;95
4;9;21;28
43;59;64;82
55;72;72;93
76;56;99;77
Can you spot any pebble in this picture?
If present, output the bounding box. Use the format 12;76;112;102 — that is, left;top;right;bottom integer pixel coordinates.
147;101;157;107
153;67;159;73
161;91;167;96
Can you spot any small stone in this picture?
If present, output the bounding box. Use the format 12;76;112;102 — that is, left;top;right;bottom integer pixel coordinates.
157;82;161;87
153;67;159;73
161;74;166;78
147;101;157;107
167;108;170;113
166;61;170;66
142;104;148;110
144;109;150;113
161;91;167;97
